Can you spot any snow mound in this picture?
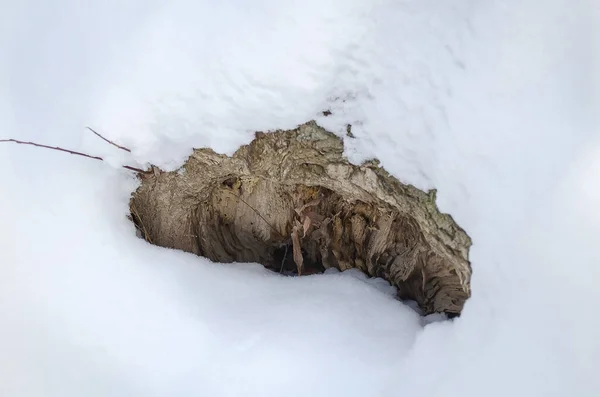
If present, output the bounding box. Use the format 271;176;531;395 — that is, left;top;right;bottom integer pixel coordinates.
1;0;599;396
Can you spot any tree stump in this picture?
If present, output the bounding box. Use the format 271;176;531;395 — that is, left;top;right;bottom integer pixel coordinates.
131;121;472;315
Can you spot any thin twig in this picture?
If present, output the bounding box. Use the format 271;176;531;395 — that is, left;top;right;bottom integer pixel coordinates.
130;203;153;243
279;244;289;274
85;127;131;152
1;138;103;160
123;164;150;173
0;138;150;174
223;190;285;238
223;190;298;274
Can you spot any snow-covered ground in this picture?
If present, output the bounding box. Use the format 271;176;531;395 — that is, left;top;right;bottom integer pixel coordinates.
1;0;599;396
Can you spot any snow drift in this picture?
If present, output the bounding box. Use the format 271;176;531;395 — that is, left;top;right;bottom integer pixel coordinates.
0;0;599;396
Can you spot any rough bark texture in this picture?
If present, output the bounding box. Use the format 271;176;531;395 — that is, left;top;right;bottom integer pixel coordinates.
131;121;472;315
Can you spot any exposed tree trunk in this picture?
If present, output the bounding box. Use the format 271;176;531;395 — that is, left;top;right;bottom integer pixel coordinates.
131;121;472;315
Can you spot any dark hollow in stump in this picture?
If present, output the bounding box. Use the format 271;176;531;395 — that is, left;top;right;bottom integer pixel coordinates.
131;121;472;315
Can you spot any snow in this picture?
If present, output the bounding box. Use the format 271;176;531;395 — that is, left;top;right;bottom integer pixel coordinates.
1;0;599;396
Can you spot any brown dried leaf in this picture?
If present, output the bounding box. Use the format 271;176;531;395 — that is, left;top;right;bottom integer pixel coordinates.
291;226;304;275
294;199;321;215
302;216;312;237
304;211;324;225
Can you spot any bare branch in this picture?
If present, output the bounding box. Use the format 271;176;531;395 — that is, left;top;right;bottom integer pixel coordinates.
85;127;132;152
0;138;104;160
0;138;150;174
122;164;151;174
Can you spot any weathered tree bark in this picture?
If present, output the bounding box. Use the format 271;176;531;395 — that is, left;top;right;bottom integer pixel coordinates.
131;121;472;315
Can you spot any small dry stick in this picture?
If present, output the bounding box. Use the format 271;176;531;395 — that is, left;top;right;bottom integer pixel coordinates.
130;204;153;243
221;189;296;274
279;243;289;274
0;138;149;174
86;127;132;153
223;190;284;238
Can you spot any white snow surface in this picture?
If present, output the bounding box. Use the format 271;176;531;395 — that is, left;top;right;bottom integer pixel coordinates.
1;0;599;396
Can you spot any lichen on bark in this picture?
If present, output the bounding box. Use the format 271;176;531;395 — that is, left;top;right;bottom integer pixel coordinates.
131;121;472;315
